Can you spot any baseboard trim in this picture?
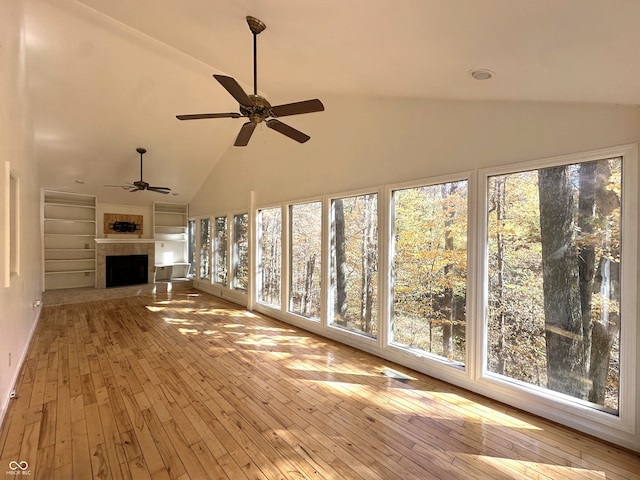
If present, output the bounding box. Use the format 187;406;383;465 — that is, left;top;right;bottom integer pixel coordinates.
0;305;43;430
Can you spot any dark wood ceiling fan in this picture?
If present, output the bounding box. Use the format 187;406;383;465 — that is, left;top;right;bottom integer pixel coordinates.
103;147;171;194
176;16;324;146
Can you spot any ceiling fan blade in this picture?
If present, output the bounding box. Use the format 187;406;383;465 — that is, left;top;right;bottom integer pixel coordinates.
214;74;253;107
266;119;310;143
147;187;171;194
103;184;131;189
270;99;325;117
234;122;257;146
177;112;241;120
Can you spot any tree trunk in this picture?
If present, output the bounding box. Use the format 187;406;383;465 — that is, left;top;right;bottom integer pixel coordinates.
538;166;588;399
361;195;376;334
589;257;620;405
303;253;316;316
441;183;457;360
333;199;347;324
588;160;621;406
493;177;507;374
577;162;597;371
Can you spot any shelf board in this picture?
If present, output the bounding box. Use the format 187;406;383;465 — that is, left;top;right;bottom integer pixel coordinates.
155;226;188;232
44;201;95;208
45;259;95;262
45;269;96;274
45;218;96;223
46;248;95;251
44;233;96;237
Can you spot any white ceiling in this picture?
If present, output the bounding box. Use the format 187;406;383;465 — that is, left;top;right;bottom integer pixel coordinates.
24;0;640;206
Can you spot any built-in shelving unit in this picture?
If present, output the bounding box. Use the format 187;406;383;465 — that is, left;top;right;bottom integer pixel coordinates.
42;190;97;290
153;202;190;280
153;202;188;241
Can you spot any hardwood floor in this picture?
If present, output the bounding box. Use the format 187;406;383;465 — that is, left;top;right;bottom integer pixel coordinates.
1;291;638;479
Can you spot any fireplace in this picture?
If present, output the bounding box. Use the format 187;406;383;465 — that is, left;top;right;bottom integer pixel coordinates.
106;254;148;288
95;239;155;288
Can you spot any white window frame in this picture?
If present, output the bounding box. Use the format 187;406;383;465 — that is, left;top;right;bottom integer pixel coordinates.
384;173;472;378
285;196;324;324
211;214;228;286
197;216;212;282
325;187;382;343
187;218;196;278
256;204;283;309
475;144;637;434
231;211;249;292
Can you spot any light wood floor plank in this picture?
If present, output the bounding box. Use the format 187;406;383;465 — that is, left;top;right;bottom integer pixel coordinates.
1;290;639;479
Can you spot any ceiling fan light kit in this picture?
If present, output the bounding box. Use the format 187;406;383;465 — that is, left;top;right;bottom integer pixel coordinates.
177;15;324;146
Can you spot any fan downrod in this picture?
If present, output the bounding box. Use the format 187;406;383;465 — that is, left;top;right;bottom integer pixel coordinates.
246;16;266;35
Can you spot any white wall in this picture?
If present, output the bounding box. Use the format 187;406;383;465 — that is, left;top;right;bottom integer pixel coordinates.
189;94;640;451
0;0;42;425
190;95;640;213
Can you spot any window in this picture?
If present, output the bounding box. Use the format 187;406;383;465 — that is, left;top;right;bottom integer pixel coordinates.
4;163;19;286
213;216;228;285
486;157;624;413
233;213;249;290
391;180;468;364
199;218;211;280
187;219;196;277
258;207;282;307
289;201;322;320
329;193;378;337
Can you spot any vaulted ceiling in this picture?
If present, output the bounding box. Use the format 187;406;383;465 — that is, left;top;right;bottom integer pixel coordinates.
24;0;640;206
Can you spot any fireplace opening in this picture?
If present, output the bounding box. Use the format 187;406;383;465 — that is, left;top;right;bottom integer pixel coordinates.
106;254;148;288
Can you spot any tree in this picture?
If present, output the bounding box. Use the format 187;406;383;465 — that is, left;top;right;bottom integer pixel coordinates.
392;183;467;363
487;159;621;410
360;194;377;334
538;166;588;399
331;194;378;336
585;160;621;405
441;182;458;360
333;198;348;324
488;176;507;374
536;160;621;405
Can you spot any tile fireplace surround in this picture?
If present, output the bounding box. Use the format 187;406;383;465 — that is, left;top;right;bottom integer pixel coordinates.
95;239;155;289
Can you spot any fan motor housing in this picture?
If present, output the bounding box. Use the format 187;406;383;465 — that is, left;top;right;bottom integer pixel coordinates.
241;94;272;123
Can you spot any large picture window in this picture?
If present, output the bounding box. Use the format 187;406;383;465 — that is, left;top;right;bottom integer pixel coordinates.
289;201;322;320
329;193;378;338
486;157;623;413
233;213;249;290
258;207;282;307
213;216;228;285
391;180;468;364
187;219;196;277
199;218;211;280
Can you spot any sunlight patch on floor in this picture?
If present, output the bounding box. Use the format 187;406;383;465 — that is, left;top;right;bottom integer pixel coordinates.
235;336;279;347
473;454;607;478
178;327;199;335
163;317;193;325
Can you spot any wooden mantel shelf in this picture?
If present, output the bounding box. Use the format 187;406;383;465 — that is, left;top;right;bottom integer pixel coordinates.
95;238;155;244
